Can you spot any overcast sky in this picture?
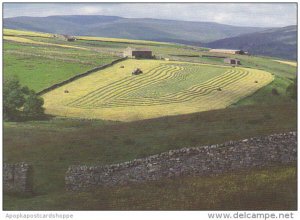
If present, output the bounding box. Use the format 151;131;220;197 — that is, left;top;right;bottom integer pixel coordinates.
3;3;297;27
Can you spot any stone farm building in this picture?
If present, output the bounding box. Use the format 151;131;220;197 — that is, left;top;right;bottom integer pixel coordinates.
224;58;241;65
123;47;153;59
209;49;245;55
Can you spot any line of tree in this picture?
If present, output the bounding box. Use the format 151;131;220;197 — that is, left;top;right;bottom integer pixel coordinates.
3;76;45;121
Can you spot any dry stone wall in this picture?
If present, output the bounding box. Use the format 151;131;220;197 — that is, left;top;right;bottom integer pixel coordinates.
65;132;297;191
3;163;33;193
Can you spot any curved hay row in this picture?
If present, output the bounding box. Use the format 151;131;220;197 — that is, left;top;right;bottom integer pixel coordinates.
67;65;169;106
201;70;272;109
91;68;271;109
69;64;185;107
68;63;206;108
72;64;255;109
95;69;250;108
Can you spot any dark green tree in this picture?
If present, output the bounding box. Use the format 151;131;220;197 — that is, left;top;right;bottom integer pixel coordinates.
3;76;45;121
286;77;297;100
3;76;25;120
23;89;45;119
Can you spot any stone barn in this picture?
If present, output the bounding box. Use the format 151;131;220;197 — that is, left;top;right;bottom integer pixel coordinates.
123;47;153;59
224;58;241;65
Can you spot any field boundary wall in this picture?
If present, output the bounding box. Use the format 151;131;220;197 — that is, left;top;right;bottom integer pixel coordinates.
65;132;297;191
37;57;127;95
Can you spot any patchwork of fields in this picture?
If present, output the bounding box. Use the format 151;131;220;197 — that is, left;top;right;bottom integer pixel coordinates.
3;33;119;92
43;59;274;121
3;28;296;210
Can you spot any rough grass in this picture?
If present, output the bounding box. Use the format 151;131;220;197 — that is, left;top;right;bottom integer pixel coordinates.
3;164;296;210
3;103;297;210
3;103;296;194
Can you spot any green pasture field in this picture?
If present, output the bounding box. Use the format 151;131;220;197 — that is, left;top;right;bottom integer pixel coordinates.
4;165;296;210
3;103;297;210
3;41;118;92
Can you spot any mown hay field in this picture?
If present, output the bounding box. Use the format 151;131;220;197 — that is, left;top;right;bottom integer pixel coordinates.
4;36;88;50
273;60;297;67
43;59;274;121
4;28;53;38
77;35;172;45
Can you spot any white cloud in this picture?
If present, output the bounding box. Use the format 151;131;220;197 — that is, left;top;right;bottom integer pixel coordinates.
3;3;297;27
80;6;103;14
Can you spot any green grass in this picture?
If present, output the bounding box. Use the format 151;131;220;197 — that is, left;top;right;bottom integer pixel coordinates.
3;41;118;92
232;76;293;106
3;165;296;210
3;103;296;197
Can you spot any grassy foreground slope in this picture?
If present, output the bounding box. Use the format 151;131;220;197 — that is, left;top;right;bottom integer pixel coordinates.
3;103;297;210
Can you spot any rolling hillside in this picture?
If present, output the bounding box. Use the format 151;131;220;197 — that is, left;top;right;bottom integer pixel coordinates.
204;25;297;60
4;15;266;43
3;28;297;210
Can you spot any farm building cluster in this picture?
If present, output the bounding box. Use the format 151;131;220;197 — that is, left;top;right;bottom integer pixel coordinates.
208;48;246;65
224;58;241;65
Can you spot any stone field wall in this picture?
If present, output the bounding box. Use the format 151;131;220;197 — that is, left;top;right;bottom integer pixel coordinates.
65;132;297;191
3;163;33;193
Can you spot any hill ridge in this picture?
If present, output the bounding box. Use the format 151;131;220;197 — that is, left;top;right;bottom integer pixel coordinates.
4;14;266;43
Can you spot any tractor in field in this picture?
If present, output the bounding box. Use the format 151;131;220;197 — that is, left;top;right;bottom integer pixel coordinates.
132;68;143;75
